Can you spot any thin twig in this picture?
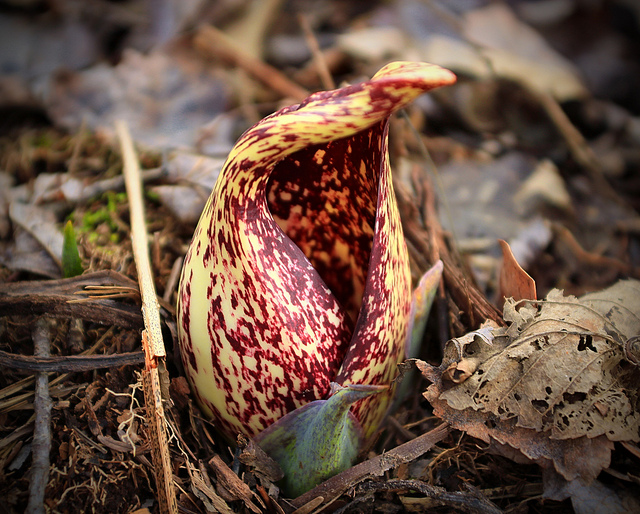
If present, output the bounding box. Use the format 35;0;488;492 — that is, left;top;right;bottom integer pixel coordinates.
194;24;310;102
0;349;144;373
116;120;177;514
298;14;335;90
0;327;115;416
0;271;143;329
67;119;86;177
25;318;53;514
553;223;639;278
537;92;627;207
163;256;183;304
117;121;165;360
353;479;503;514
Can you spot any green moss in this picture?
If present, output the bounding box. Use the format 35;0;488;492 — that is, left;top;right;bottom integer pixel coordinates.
76;191;128;245
31;132;56;148
145;190;161;204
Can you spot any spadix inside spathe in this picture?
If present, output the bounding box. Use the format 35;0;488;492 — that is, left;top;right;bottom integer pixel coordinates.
267;123;384;325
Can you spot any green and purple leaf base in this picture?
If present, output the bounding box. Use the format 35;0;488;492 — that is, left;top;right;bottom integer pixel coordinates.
254;383;385;497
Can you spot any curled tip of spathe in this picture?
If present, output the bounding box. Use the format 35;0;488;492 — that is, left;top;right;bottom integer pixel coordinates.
372;61;458;86
296;61;457;118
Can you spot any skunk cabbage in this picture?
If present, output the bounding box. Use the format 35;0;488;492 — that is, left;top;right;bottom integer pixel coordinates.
177;61;455;494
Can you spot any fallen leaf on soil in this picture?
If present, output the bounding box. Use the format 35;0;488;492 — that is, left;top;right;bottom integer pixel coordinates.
43;47;229;150
337;27;406;62
9;202;64;271
543;467;640;514
498;239;536;304
463;3;587;100
513;159;573;216
419;279;640;483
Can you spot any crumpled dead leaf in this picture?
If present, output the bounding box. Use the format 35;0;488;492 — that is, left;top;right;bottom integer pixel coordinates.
419;279;640;483
543;467;640;514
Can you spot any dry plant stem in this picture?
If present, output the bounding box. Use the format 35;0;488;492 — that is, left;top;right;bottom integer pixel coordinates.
290;423;451;510
186;460;234;514
0;423;34;450
537;92;626;206
292;497;324;514
298;14;335;90
421;176;454;345
353;479;502;514
194;25;310;102
395;170;502;332
293;48;349;88
395;113;502;331
116;120;177;514
0;327;115;416
117;120;165;360
429;213;502;328
0;349;144;372
0;271;143;329
67;120;86;176
25;318;53;514
553;223;639;278
209;455;263;513
163;256;183;304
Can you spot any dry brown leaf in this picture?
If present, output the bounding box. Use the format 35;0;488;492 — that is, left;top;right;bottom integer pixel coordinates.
420;279;640;482
498;238;536;304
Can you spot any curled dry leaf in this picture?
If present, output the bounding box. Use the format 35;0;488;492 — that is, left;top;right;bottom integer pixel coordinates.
419;279;640;482
441;321;498;384
442;357;481;384
498;238;536;304
625;336;640;365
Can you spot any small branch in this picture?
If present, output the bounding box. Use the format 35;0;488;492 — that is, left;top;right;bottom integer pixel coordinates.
116;120;177;514
553;223;639;278
298;14;335;90
0;271;143;329
194;25;310;102
25;318;53;514
117;121;166;360
0;349;144;373
162;256;183;304
353;479;503;514
537;92;627;207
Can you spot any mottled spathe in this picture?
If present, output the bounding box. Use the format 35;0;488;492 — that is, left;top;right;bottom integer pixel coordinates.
177;62;457;441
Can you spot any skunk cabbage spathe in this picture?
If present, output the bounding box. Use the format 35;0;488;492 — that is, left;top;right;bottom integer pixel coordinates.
177;62;455;451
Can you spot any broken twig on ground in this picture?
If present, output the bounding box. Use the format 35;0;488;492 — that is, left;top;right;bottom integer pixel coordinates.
116;120;177;514
194;25;309;102
0;350;144;373
0;271;143;329
25;318;53;514
353;479;503;514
